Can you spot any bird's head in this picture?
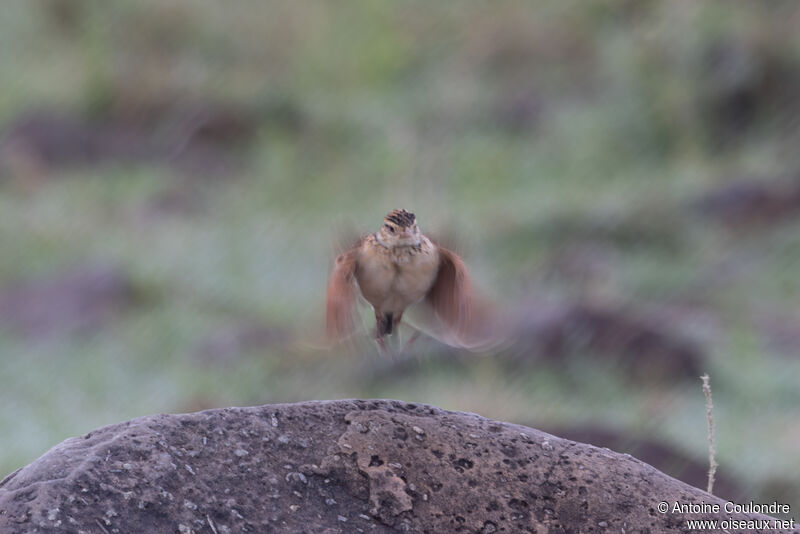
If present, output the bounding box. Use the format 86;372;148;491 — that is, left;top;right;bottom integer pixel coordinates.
378;209;421;248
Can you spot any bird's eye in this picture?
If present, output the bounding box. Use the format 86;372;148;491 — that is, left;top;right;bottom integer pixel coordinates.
385;224;395;233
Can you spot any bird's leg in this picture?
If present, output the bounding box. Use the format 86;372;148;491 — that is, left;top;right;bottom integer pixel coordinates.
392;312;421;353
387;312;404;353
373;312;397;356
402;329;422;353
374;317;392;357
375;334;389;355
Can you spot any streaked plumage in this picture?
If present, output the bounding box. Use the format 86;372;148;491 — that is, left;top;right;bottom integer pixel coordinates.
326;209;475;350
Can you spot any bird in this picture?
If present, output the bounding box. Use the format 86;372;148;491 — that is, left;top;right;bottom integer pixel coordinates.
325;209;477;352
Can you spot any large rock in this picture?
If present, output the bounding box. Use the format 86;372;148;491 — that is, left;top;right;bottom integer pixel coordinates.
0;400;795;533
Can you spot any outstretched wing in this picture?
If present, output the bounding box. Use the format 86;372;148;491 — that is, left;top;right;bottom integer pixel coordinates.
418;244;503;350
425;246;474;340
325;245;360;342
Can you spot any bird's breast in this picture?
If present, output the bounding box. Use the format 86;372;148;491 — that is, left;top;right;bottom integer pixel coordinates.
355;238;439;313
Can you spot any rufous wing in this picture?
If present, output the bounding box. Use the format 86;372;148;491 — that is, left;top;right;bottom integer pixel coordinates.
425;246;474;340
325;247;359;342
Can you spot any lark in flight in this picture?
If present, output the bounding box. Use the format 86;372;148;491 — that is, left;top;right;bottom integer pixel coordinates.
326;209;479;352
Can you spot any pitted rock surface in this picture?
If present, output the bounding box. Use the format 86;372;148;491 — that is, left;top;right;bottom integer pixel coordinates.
0;399;795;533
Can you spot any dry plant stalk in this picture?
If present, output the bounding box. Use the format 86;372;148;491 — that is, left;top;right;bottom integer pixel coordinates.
701;374;717;494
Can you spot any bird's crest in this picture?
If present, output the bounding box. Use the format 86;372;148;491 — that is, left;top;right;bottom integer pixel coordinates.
384;209;416;228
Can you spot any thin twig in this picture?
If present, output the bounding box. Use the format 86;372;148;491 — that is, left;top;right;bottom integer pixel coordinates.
95;519;111;534
701;374;717;494
207;514;219;534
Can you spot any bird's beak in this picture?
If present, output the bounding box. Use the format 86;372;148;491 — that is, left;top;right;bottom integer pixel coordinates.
401;229;413;238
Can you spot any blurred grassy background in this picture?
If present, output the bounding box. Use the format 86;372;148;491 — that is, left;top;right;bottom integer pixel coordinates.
1;0;799;512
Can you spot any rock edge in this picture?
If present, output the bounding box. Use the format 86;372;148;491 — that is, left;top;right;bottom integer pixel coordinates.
0;399;796;533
